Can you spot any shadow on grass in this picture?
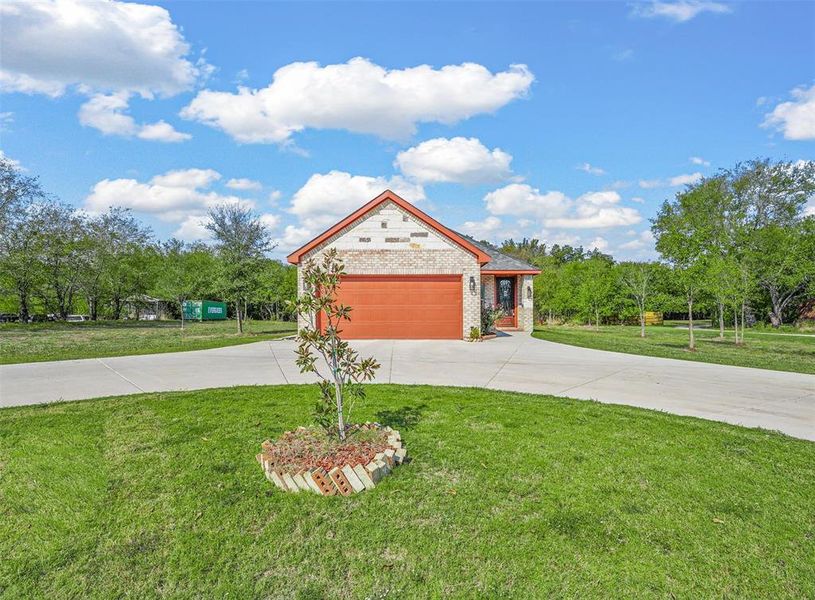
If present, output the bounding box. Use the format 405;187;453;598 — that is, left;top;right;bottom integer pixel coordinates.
375;403;428;431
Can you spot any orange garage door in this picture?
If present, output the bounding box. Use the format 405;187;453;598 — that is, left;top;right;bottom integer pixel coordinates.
322;275;463;339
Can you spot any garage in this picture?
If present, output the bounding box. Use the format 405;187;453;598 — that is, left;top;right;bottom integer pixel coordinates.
289;191;538;339
322;275;462;339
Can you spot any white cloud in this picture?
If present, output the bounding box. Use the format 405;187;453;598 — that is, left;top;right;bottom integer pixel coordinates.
268;190;283;204
78;93;138;136
537;230;581;247
259;213;281;230
151;168;220;188
588;237;609;252
630;196;645;203
669;172;703;186
226;178;262;191
0;0;205;97
84;168;252;223
484;185;642;231
762;84;815;141
484;184;570;219
609;180;632;190
689;156;710;166
137;120;191;142
288;170;425;230
395;137;515;184
577;162;606;176
460;216;503;239
543;191;642;229
172;215;212;241
630;1;732;23
619;229;655;250
638;172;702;188
78;93;190;142
181;58;534;143
281;225;315;249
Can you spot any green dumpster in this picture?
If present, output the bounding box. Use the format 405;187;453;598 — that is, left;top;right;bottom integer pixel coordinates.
182;300;227;321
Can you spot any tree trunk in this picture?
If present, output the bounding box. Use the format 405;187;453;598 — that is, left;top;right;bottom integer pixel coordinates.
687;298;695;350
595;308;600;331
236;300;243;333
180;300;185;330
741;302;746;342
733;305;740;345
335;380;345;441
765;283;804;329
639;307;646;338
112;297;122;320
718;302;724;339
18;289;30;323
548;309;553;326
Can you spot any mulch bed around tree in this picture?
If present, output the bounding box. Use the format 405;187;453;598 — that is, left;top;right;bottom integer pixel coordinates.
259;424;391;474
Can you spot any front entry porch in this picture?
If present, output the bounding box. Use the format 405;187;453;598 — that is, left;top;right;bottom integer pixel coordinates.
480;271;536;332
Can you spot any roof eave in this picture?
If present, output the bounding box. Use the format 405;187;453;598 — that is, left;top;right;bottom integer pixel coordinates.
286;190;492;265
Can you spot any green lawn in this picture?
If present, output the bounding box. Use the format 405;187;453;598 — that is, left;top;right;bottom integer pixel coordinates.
533;324;815;374
2;385;813;598
0;319;296;365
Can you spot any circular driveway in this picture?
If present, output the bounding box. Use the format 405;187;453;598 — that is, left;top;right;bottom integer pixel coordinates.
1;333;813;441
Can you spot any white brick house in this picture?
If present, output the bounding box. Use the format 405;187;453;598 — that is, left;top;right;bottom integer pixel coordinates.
287;190;540;339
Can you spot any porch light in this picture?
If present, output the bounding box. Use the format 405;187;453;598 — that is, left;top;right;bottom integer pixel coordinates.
469;276;477;294
527;286;532;300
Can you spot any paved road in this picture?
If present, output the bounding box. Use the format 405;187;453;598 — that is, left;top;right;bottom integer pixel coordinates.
1;334;813;440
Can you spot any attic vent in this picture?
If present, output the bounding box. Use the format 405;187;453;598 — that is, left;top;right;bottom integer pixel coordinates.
381;221;388;229
358;237;371;243
385;237;409;243
410;232;428;238
402;215;409;222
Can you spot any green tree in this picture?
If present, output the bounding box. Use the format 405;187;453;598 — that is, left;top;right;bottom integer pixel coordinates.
155;239;218;328
0;157;46;321
291;249;380;440
653;179;715;350
254;259;297;321
206;204;274;333
37;202;85;319
618;262;655;338
577;257;615;329
92;209;153;320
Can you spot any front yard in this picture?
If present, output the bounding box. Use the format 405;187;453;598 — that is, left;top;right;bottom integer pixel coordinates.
533;324;815;374
2;385;813;598
0;319;296;365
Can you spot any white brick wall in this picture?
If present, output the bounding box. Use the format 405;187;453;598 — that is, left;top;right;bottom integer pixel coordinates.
518;275;535;332
298;201;480;338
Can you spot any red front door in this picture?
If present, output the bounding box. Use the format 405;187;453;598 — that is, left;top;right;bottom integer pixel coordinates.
495;276;517;328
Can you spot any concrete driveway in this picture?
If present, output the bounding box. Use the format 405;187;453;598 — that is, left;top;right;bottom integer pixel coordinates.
1;333;813;441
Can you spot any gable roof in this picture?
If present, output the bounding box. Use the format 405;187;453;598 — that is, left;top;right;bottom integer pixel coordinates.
461;235;541;274
286;190;493;265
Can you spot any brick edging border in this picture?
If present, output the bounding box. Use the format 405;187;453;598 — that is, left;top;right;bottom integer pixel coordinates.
256;425;407;496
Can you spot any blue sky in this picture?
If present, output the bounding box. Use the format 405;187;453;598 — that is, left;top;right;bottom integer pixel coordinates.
2;0;814;259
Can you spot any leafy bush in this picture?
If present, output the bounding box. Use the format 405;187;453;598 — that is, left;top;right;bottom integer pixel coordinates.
468;326;481;342
481;305;505;334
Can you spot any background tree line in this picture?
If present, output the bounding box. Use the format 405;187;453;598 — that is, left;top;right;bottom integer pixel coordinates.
3;156;813;344
0;157;296;324
496;159;815;345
